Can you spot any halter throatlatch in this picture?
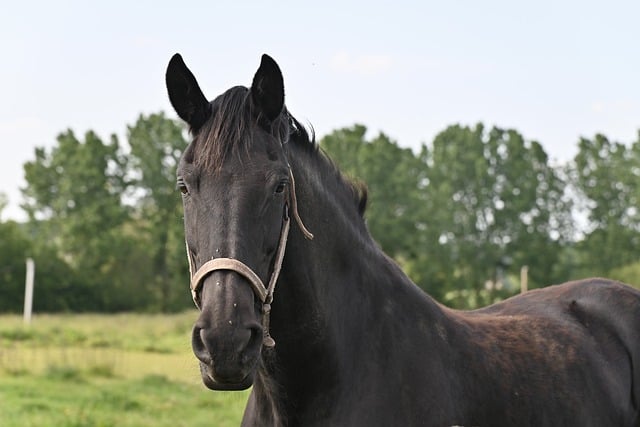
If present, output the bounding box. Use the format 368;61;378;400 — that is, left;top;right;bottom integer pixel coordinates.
186;167;313;348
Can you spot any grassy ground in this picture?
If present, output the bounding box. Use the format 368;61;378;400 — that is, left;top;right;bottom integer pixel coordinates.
0;312;249;426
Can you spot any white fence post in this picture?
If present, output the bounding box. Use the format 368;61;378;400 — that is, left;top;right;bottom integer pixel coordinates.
520;265;528;294
23;257;35;325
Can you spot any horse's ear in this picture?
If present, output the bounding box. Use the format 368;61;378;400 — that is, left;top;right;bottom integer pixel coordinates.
166;53;210;130
251;54;285;122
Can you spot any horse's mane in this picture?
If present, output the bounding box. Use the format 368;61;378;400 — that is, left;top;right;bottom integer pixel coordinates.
289;119;368;217
190;85;368;216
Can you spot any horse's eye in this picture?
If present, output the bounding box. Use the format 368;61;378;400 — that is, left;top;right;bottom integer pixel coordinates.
274;181;288;195
177;178;189;195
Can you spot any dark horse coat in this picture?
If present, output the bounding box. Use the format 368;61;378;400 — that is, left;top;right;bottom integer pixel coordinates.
167;53;640;426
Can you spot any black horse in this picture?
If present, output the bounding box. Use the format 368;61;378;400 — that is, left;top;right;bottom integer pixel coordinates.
166;53;640;426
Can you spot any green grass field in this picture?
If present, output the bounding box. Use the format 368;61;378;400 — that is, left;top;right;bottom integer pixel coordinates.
0;312;249;426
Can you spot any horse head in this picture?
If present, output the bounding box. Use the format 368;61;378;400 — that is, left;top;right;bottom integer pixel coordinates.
167;53;304;390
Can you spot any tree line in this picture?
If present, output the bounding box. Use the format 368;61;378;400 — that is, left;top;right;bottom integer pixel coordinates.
1;113;638;312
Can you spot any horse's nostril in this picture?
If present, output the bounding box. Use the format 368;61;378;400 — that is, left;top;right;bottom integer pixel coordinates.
191;326;212;365
239;324;263;361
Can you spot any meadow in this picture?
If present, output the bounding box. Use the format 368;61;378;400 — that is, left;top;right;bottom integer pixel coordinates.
0;312;248;426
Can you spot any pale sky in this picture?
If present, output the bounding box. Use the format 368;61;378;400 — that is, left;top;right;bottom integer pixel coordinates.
2;0;639;220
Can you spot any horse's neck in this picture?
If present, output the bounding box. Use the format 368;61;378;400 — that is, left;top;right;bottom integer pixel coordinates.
251;156;449;424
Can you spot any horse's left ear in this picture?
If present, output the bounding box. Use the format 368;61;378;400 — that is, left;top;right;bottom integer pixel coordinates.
251;54;285;122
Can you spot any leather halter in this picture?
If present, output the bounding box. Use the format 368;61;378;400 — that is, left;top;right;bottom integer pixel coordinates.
185;167;313;348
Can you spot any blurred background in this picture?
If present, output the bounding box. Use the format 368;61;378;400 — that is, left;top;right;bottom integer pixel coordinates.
1;1;639;425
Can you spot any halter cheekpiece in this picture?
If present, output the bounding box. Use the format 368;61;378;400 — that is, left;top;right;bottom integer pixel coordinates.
185;167;313;348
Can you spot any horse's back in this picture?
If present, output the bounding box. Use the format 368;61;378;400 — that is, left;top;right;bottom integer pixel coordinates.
242;278;640;427
476;278;640;362
466;278;640;426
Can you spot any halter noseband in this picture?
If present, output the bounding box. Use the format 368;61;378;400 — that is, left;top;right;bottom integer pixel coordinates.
185;167;313;348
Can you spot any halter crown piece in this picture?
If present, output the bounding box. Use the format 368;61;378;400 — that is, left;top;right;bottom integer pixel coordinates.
185;167;313;348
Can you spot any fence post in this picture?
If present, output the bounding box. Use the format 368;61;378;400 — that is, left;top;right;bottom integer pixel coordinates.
23;257;35;325
520;265;528;294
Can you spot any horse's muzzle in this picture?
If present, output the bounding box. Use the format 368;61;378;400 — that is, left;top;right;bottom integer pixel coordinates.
200;364;255;391
191;313;263;390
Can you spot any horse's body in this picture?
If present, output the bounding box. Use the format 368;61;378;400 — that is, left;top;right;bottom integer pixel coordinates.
166;53;640;426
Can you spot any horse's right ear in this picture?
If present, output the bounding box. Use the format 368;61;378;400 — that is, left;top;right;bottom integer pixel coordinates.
166;54;210;131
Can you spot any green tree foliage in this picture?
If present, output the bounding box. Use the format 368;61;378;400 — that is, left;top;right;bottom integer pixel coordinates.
9;113;639;313
17;116;193;313
127;113;191;311
322;124;571;307
22;130;136;311
569;133;640;277
0;193;87;312
425;124;572;306
321;125;426;259
0;220;30;312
